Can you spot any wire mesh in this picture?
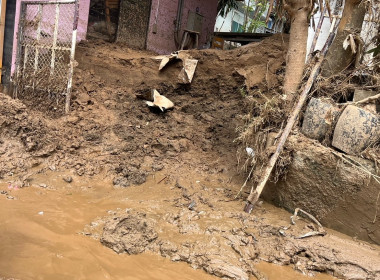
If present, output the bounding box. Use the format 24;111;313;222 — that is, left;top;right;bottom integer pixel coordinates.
15;1;77;109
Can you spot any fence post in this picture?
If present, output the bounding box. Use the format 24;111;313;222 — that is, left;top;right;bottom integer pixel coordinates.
65;0;79;113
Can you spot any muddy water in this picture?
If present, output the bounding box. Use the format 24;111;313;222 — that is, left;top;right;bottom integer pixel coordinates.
0;172;335;280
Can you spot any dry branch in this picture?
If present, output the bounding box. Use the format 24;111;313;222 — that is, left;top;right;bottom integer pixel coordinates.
353;93;380;105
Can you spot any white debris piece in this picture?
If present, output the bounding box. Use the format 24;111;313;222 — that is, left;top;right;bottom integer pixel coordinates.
146;89;174;112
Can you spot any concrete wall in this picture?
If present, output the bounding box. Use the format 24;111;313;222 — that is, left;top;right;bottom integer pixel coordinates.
10;0;90;77
146;0;218;54
263;135;380;245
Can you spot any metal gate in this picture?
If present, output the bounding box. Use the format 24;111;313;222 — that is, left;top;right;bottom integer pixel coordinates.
14;0;79;113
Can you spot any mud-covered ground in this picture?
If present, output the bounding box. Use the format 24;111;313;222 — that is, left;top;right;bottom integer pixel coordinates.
82;170;380;280
1;35;380;280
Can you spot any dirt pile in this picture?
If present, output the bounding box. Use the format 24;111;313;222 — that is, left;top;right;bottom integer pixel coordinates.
0;35;288;187
0;95;55;178
88;172;380;280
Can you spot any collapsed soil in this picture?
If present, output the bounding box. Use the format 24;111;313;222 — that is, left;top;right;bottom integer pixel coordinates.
0;34;287;185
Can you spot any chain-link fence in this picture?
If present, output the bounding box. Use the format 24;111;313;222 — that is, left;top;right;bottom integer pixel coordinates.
14;0;79;113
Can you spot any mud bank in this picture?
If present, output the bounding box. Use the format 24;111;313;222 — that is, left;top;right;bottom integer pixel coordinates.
86;171;380;280
263;134;380;245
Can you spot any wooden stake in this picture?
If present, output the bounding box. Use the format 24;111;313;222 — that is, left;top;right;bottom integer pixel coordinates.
307;5;326;63
0;0;7;84
244;19;340;213
65;0;79;113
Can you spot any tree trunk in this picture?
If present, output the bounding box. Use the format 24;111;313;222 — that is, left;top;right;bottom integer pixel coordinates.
321;0;366;77
283;0;313;100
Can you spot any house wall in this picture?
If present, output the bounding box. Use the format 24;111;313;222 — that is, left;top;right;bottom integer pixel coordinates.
146;0;218;54
10;0;90;77
215;10;245;32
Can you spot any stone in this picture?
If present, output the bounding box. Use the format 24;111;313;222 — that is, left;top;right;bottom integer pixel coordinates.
302;98;340;142
332;105;379;155
63;176;73;183
353;89;377;102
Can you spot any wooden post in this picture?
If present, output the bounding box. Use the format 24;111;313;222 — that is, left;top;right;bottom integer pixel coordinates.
65;0;79;113
307;5;326;63
0;0;6;84
50;4;60;77
244;19;340;213
33;4;43;91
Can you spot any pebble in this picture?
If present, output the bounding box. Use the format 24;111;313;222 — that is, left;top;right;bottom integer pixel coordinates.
63;176;73;183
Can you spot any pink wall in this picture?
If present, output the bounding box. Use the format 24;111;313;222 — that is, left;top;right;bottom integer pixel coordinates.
146;0;218;54
11;0;90;76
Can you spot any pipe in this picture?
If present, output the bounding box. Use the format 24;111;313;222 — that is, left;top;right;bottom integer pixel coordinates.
174;0;184;48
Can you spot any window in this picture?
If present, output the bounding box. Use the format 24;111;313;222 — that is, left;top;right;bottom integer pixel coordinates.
231;20;243;32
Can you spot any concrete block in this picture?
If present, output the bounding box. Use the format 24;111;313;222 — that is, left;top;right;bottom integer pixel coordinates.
302;98;340;142
332;105;379;155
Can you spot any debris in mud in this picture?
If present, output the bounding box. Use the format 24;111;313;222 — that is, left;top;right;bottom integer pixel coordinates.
157;51;198;84
145;89;174;112
178;58;198;84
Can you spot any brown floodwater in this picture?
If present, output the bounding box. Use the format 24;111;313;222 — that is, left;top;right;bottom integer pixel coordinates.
0;172;337;280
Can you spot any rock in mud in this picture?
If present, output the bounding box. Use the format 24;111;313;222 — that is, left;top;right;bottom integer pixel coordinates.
63;176;73;183
112;177;130;187
332;105;379;155
101;213;158;254
301;98;340;142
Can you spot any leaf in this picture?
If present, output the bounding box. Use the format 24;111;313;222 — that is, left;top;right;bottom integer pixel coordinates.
367;46;380;57
343;34;357;54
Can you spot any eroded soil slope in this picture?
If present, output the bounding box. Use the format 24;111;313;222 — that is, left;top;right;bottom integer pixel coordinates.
0;35;287;186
